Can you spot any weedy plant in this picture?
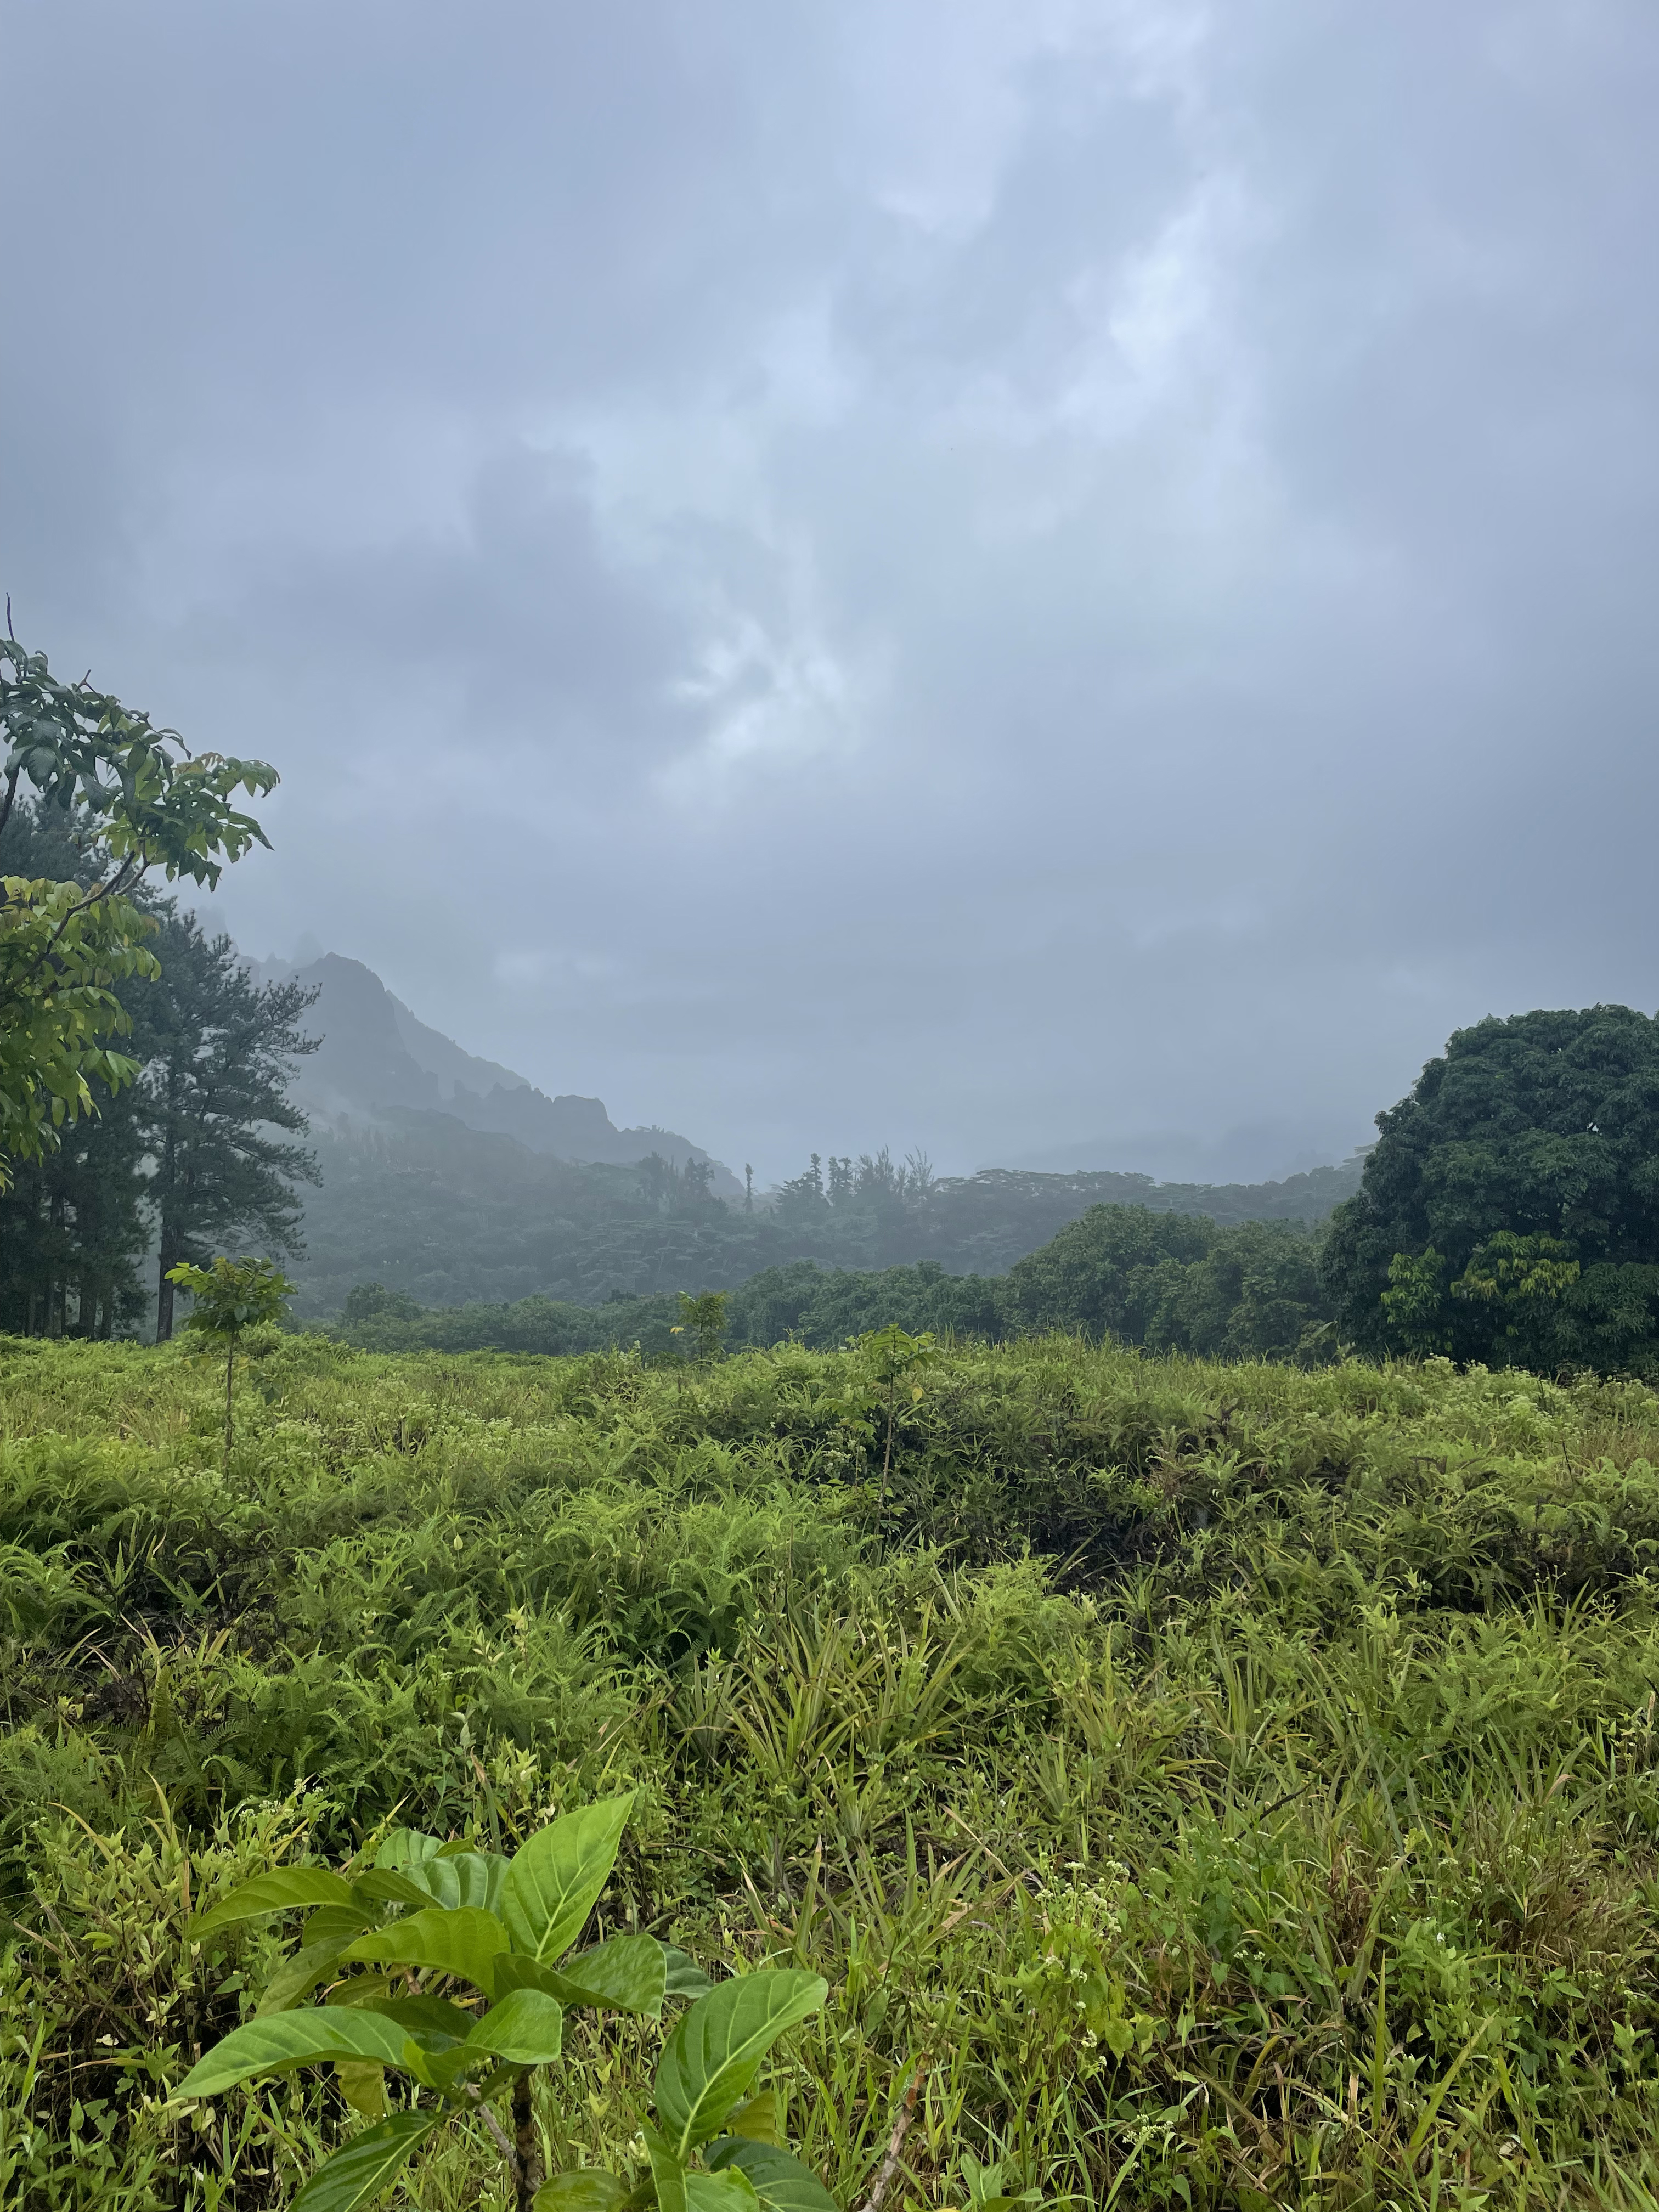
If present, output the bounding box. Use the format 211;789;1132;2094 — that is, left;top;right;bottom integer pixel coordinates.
175;1791;832;2212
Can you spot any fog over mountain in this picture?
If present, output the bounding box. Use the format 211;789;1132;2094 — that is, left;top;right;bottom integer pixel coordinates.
5;4;1657;1182
249;950;742;1193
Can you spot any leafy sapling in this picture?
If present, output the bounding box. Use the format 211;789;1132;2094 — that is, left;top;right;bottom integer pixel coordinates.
671;1290;730;1369
176;1793;834;2212
856;1325;939;1510
164;1252;294;1457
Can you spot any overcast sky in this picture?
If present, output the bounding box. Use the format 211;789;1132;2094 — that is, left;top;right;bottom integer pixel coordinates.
5;2;1657;1183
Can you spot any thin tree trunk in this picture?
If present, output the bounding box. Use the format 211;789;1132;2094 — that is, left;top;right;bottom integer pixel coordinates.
224;1343;235;1460
511;2070;543;2210
156;1259;175;1343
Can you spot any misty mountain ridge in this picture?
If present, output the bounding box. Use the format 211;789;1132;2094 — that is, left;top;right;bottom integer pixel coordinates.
245;949;742;1193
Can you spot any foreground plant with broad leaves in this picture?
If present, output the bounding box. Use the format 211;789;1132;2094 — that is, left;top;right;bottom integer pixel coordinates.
176;1792;830;2212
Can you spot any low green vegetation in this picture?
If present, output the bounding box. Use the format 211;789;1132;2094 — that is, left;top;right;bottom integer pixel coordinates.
3;1329;1658;2208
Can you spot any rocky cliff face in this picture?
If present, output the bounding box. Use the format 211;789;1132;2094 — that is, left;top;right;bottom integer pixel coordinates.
250;949;741;1192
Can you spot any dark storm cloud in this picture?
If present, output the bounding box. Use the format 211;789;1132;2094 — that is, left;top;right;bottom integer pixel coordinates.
5;0;1657;1180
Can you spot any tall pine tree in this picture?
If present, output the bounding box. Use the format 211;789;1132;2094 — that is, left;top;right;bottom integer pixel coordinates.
144;913;319;1340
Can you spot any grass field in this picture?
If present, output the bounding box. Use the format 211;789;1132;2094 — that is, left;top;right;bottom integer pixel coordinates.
2;1330;1657;2210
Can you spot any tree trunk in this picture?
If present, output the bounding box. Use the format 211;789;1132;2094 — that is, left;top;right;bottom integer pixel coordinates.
156;1259;175;1343
511;2071;543;2211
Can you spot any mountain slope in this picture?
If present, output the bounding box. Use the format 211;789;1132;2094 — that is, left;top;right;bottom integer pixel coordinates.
249;949;740;1190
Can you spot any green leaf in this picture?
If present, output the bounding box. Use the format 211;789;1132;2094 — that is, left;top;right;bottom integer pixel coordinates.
400;1849;510;1915
342;1906;509;1988
178;2009;413;2097
551;1933;668;2017
644;2125;689;2212
685;2174;760;2212
289;2111;437;2212
191;1868;354;1938
464;1987;564;2066
501;1793;633;1963
663;1947;714;2001
655;1974;827;2158
534;2172;629;2212
352;1867;440;1911
706;2142;838;2212
490;1954;566;2004
374;1827;443;1870
369;1995;473;2042
334;2062;386;2119
303;1904;376;1951
725;2090;777;2145
257;1938;353;2016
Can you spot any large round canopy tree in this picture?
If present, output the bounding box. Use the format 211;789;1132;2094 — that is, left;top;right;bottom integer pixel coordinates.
1322;1006;1659;1373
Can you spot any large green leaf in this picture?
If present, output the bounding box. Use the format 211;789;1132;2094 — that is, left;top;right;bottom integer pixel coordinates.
706;2141;838;2212
342;1906;509;1988
374;1828;443;1870
178;2010;413;2097
490;1954;565;2004
534;2171;628;2212
257;1937;354;2017
546;1933;668;2017
399;1849;510;1915
644;2125;689;2212
289;2110;437;2212
501;1793;633;1963
685;2173;760;2212
303;1904;376;1951
191;1869;354;1938
463;1987;565;2066
655;1974;827;2158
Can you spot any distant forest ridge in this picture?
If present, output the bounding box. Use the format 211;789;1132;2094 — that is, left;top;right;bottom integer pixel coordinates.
257;947;1365;1317
292;1103;1362;1317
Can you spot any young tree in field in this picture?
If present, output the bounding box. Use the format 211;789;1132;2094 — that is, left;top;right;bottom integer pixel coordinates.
0;626;276;1185
166;1252;294;1457
146;912;320;1341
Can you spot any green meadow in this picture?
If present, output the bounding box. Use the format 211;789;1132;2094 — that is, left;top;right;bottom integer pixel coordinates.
2;1332;1657;2209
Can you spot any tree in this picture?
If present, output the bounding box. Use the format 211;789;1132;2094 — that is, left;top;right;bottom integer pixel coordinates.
672;1288;729;1364
0;626;276;1183
1322;1005;1659;1370
145;911;320;1340
165;1252;294;1457
857;1322;939;1506
0;800;152;1334
1003;1204;1216;1342
1145;1218;1334;1363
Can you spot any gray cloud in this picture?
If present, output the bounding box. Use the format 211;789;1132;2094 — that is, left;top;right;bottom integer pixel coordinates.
5;0;1657;1181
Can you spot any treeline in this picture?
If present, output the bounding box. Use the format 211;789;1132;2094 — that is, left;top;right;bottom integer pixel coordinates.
295;1105;1358;1316
0;804;317;1338
331;1204;1335;1362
